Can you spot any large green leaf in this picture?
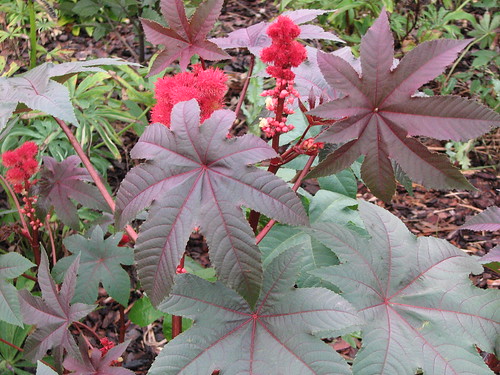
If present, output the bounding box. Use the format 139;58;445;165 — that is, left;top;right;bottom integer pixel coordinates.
53;227;133;306
311;201;500;375
148;249;361;374
260;190;364;288
0;253;34;326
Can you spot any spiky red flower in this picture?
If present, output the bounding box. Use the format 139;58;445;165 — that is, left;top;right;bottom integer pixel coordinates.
260;16;307;80
2;142;39;192
151;65;228;127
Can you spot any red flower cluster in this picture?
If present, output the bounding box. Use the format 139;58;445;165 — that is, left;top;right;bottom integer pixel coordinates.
151;65;228;127
295;138;325;156
99;337;115;356
2;142;39;193
259;16;307;138
260;16;307;81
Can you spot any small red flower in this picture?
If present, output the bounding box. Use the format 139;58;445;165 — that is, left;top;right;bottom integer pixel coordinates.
99;337;115;356
295;138;325;156
151;64;228;127
1;141;39;193
118;234;131;247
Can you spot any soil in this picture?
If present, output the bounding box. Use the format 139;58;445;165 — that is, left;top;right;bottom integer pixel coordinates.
0;0;498;373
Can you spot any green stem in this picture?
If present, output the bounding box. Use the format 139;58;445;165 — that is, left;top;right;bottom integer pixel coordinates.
455;0;471;12
0;337;55;370
28;0;37;69
444;34;487;85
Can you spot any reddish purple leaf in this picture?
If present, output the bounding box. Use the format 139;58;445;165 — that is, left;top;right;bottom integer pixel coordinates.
293;47;359;101
141;0;229;74
481;245;500;264
19;251;95;362
460;206;500;232
211;9;342;57
63;339;133;375
309;10;500;201
311;201;500;375
37;156;109;230
147;249;361;374
116;100;307;306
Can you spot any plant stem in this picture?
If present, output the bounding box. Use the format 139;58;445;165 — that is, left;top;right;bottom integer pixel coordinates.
234;55;255;119
73;321;101;342
74;323;93;348
118;305;126;343
172;255;185;339
256;154;315;244
444;34;487;85
0;337;56;370
200;57;207;70
45;215;57;266
248;92;286;232
21;273;37;282
0;175;30;238
54;117;138;242
28;0;37;69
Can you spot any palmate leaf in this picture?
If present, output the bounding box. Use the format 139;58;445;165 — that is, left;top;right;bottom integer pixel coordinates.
310;201;500;375
116;100;307;306
53;227;133;306
460;206;500;232
0;253;34;326
37;156;110;230
63;339;134;375
309;10;500;201
211;10;342;57
259;190;364;289
19;251;95;362
148;249;361;375
36;362;57;375
0;58;135;130
141;0;229;74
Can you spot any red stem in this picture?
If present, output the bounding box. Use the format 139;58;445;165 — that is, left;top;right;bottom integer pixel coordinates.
200;57;207;70
256;154;316;244
0;175;30;236
248;92;286;232
21;273;37;282
118;305;126;343
234;55;255;119
45;215;57;266
74;324;93;349
172;315;183;339
73;321;101;342
172;255;186;339
0;337;56;370
54;118;138;242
